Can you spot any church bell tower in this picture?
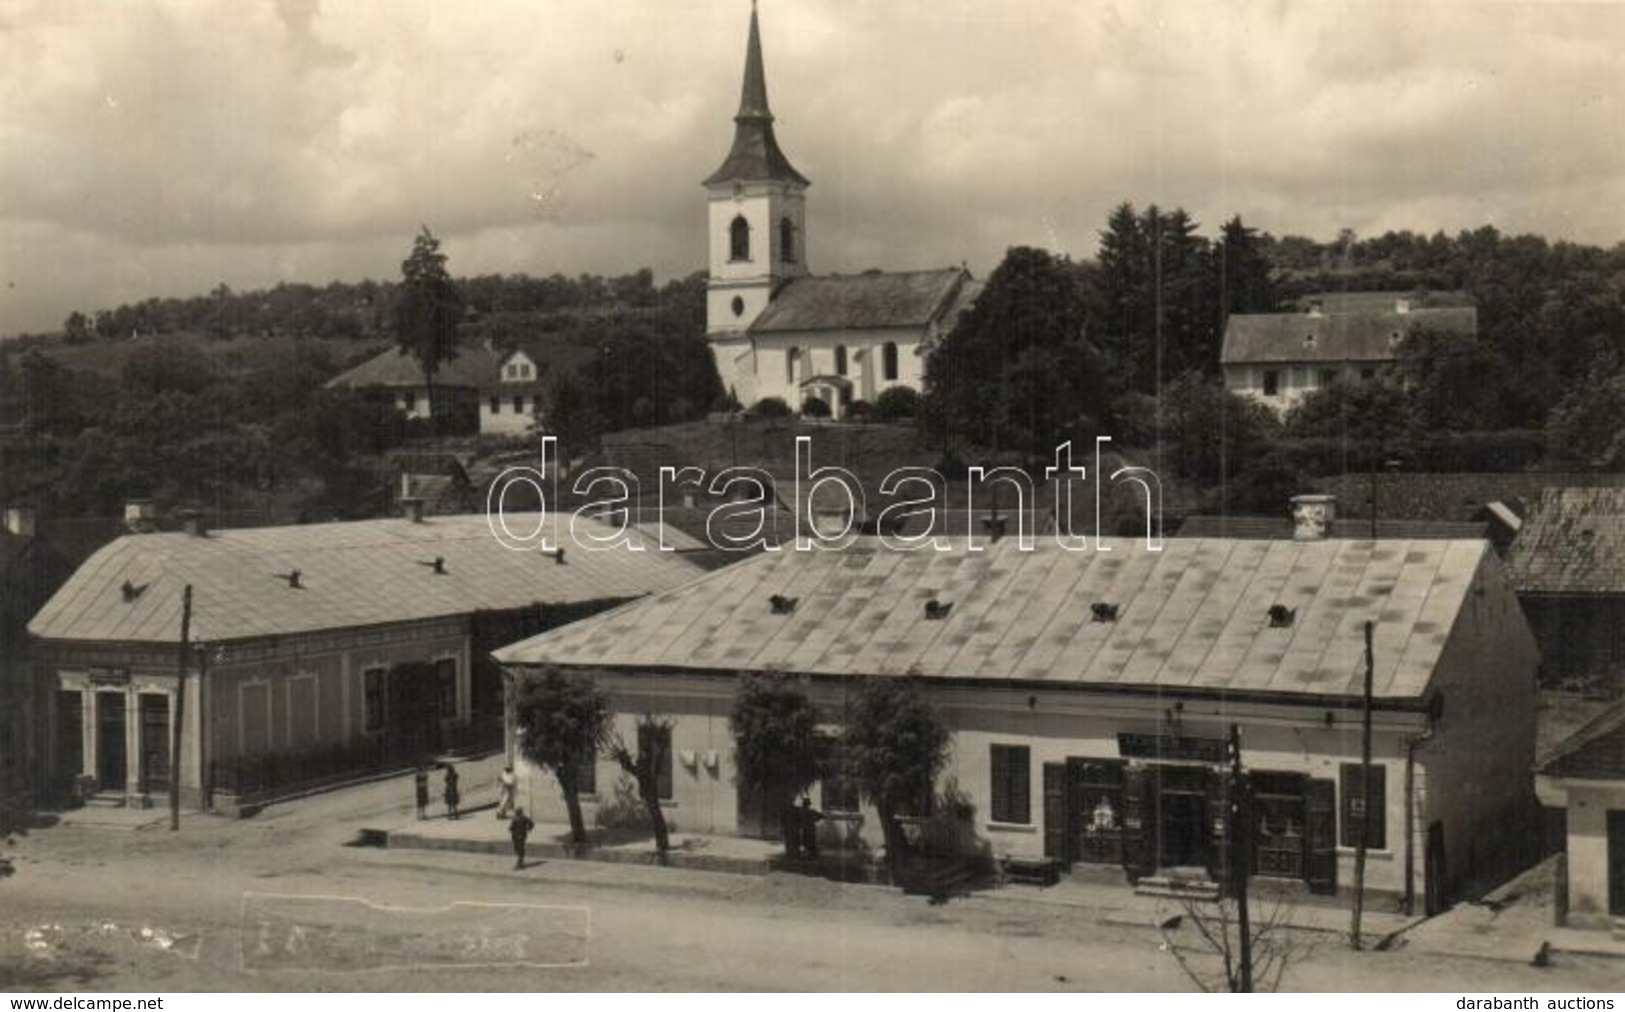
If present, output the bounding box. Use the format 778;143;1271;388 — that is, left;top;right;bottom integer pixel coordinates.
703;2;809;402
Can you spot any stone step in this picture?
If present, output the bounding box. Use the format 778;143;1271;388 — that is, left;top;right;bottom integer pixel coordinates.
83;792;127;808
1135;872;1222;901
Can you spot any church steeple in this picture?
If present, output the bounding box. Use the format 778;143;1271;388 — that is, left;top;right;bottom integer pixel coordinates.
703;2;809;188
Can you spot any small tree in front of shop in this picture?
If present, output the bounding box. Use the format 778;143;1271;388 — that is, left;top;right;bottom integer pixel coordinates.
609;714;675;860
844;677;951;878
514;667;612;848
729;673;823;857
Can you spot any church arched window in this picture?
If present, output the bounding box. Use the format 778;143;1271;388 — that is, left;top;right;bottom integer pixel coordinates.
882;342;899;381
835;345;848;377
786;347;801;385
780;217;797;263
730;216;751;262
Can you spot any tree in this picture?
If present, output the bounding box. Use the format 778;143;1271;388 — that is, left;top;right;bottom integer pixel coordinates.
729;674;823;856
843;678;951;877
1398;327;1515;432
514;668;613;847
923;245;1104;457
392;227;464;430
1214;216;1277;324
1546;364;1625;469
62;311;91;345
871;385;920;423
544;372;605;457
1282;375;1412;449
608;715;675;859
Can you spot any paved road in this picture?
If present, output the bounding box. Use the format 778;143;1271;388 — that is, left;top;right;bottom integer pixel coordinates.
1;768;1618;992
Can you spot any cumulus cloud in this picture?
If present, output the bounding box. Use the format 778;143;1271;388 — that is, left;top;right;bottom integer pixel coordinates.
2;0;1623;334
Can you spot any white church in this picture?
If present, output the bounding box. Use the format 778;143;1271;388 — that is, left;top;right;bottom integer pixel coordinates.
703;4;981;419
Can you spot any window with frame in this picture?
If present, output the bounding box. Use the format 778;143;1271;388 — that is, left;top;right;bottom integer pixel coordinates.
488;396;500;414
820;740;860;813
786;347;801;385
729;216;751;261
779;216;797;263
434;658;457;719
835;345;848;377
1319;369;1337;387
882;342;899;381
1339;762;1387;849
402;390;417;411
1252;771;1306;878
1262;370;1280;397
639;723;674;800
362;667;386;733
574;746;597;796
513;395;525;414
989;744;1031;825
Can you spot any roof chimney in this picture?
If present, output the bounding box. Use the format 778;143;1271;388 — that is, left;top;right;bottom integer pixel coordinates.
177;508;207;537
1306;299;1324;318
401;496;425;523
124;499;158;533
3;505;36;538
1395;297;1411;314
1290;494;1336;541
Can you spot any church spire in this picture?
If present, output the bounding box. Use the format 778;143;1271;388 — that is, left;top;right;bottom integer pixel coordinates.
703;2;809;189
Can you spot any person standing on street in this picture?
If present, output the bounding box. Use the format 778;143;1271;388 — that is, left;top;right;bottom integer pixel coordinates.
442;763;461;821
510;808;535;869
414;766;430;820
495;765;517;820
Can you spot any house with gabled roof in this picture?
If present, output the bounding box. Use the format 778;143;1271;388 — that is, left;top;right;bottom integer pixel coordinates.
1536;700;1625;929
1221;292;1477;413
27;509;704;811
495;504;1540;909
1505;487;1625;694
326;344;501;433
701;6;980;418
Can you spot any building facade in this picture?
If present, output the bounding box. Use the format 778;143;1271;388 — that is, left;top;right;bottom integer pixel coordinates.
1221;294;1478;414
702;6;978;417
1536;702;1625;930
28;511;703;810
497;515;1540;909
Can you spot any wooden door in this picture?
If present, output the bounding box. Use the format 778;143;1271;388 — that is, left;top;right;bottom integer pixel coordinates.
1042;763;1069;862
96;692;126;788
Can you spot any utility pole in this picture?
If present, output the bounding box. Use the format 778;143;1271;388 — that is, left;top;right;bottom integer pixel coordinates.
171;584;192;832
1229;723;1253;993
1352;619;1375;948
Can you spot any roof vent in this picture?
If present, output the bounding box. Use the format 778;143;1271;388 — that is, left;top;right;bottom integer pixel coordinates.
1290;494;1336;540
1091;602;1119;623
278;569;302;589
420;556;446;575
1304;333;1317;349
1306;299;1324;317
770;594;798;616
1395;298;1412;314
1268;604;1296;628
120;580;146;602
924;599;953;620
980;514;1008;542
553;547;567;565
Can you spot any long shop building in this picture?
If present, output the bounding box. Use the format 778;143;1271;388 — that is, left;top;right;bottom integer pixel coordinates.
497;525;1541;910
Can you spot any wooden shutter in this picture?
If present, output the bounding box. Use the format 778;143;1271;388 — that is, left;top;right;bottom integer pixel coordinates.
1340;763;1387;850
1043;763;1068;861
991;746;1011;824
1304;777;1337;896
1120;765;1153;882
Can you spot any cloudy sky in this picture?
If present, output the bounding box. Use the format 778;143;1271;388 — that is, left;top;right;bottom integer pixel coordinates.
2;0;1623;335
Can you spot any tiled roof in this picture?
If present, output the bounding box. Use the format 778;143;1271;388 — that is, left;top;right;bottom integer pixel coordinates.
1173;515;1488;540
495;536;1497;702
1539;701;1625;780
1221;307;1477;365
29;514;705;646
750;269;972;334
1317;472;1625;523
326;345;501;391
1506;487;1625;595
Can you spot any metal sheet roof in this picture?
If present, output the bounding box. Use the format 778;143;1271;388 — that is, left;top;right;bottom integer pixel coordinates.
749;270;971;334
1507;487;1625;595
29;514;705;646
1220;307;1477;365
494;536;1492;701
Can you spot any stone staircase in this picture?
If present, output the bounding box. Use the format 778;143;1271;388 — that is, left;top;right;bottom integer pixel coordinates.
1135;867;1222;901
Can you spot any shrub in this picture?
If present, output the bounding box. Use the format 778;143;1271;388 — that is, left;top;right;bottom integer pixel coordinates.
749;396;792;419
871;385;921;424
800;395;831;419
845;399;871;421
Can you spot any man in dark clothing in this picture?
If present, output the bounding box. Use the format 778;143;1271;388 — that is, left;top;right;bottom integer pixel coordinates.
414;767;430;820
443;764;461;820
510;808;535;869
799;796;824;860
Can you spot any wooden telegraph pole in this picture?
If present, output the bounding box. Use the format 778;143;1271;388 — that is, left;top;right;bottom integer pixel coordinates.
1229;723;1253;993
171;584;192;832
1351;619;1375;947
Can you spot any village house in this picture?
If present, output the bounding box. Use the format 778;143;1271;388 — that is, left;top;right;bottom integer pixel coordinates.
0;505;72;811
325;344;499;433
1505;487;1625;695
1221;292;1478;414
702;6;980;418
27;508;703;812
1536;700;1625;930
495;495;1540;911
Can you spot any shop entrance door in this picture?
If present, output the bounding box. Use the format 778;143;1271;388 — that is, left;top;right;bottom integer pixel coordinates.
96;692;126;789
1154;765;1211;870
